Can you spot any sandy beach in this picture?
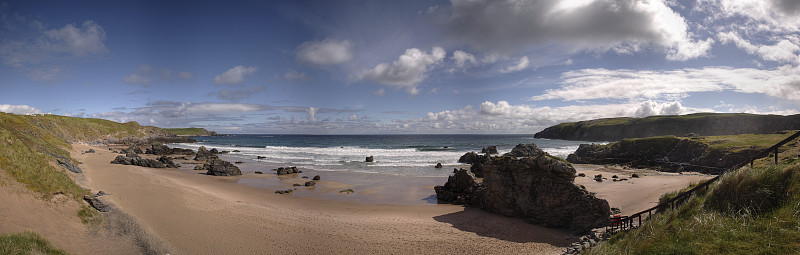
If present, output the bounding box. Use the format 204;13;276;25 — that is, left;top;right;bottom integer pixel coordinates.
1;144;713;254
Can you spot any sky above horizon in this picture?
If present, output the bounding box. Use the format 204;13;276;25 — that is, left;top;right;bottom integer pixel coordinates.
1;0;799;134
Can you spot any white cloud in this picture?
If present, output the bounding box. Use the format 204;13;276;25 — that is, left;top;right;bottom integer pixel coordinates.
42;21;108;58
348;114;359;121
701;0;800;33
177;71;194;80
373;89;386;96
530;66;800;101
284;70;309;82
209;86;266;101
214;65;257;85
451;50;477;70
357;47;446;95
296;38;354;65
757;39;800;63
499;56;530;73
0;104;42;115
307;107;318;122
443;0;713;61
123;65;192;86
123;73;151;86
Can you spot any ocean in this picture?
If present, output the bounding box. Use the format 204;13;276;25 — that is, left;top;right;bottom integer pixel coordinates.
170;134;594;177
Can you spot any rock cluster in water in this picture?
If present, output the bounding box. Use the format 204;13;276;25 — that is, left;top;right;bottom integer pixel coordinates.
436;144;610;231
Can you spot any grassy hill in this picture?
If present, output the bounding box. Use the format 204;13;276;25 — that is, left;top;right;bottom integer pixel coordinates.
534;113;800;141
587;159;800;254
162;127;218;136
0;113;177;200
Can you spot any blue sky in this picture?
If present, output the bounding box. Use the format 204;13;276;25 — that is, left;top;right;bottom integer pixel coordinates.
1;0;799;134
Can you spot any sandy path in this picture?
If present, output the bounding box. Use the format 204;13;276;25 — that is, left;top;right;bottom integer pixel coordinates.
72;144;573;254
574;165;712;214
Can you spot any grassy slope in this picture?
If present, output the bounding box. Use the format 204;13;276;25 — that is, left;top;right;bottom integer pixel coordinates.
162;127;217;136
0;113;166;200
598;132;793;157
587;162;800;254
0;231;69;255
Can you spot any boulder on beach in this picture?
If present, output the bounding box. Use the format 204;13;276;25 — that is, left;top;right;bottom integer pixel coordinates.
194;146;218;161
84;149;95;153
157;156;180;168
83;195;110;212
435;143;610;231
435;163;443;168
111;154;166;168
202;158;242;176
312;175;320;180
257;156;266;159
366;156;374;162
502;143;544;158
56;158;82;173
120;145;143;155
304;181;316;186
276;167;300;175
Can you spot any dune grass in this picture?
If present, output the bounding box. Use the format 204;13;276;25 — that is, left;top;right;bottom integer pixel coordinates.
587;163;800;254
0;231;69;255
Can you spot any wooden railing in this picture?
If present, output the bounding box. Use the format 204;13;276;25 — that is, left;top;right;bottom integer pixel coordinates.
608;130;800;232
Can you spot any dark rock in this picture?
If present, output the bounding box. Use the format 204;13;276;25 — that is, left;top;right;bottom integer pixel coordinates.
232;150;241;152
435;163;443;168
94;191;107;197
209;148;219;154
503;143;544;158
83;195;110;212
436;145;610;231
631;173;640;178
275;189;293;194
194;146;219;161
312;175;320;181
57;158;82;173
85;149;95;153
121;145;143;155
612;175;618;179
111;154;166;168
578;173;586;177
469;162;485;178
234;161;244;164
481;146;498;154
257;156;267;159
293;183;301;187
157;156;180;168
594;174;603;182
254;171;263;174
366;156;374;162
301;176;309;179
203;159;242;176
219;150;230;154
458;152;481;164
194;165;205;170
304;181;316;187
146;144;170;155
276;166;300;175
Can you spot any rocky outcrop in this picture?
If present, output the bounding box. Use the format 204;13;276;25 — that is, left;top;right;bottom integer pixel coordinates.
83;195;110;212
458;152;489;164
566;136;755;174
203;159;242;176
111;153;166;168
121;145;143;155
145;144;195;155
436;144;610;231
56;158;82;173
276;167;300;175
503;143;544;157
534;112;800;142
365;156;374;162
481;146;498;155
194;146;218;161
157;156;180;168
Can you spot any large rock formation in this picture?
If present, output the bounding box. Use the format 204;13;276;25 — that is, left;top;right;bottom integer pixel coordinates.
566;136;757;174
56;157;82;173
145;144;195;155
436;144;610;231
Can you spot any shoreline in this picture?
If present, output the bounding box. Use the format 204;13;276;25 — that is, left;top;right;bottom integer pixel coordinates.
72;144;575;254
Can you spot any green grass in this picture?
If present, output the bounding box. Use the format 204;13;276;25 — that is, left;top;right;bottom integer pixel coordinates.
0;113;170;200
698;132;794;153
162;127;217;136
587;163;800;254
0;231;69;255
77;205;102;226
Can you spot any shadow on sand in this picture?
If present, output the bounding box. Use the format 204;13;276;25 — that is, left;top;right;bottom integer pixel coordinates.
433;206;577;246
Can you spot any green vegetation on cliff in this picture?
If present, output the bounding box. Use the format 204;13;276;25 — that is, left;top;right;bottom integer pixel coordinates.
0;231;68;255
162;127;218;136
0;113;172;200
534;113;800;141
587;161;800;254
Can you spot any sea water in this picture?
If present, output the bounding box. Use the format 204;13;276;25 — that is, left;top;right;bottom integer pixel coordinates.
170;134;595;177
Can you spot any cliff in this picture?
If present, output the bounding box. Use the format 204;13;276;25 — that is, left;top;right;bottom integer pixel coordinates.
567;132;793;174
162;127;219;136
534;113;800;142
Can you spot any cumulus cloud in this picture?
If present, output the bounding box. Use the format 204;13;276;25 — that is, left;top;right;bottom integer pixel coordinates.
348;114;359;121
357;47;446;95
450;50;477;72
530;66;800;101
499;56;530;73
296;38;354;65
701;0;800;33
214;65;258;85
0;104;42;115
442;0;713;61
307;107;318;122
718;32;800;64
0;17;108;81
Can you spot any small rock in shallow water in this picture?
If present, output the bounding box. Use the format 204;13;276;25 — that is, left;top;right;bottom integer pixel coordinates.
312;175;320;180
254;171;263;174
